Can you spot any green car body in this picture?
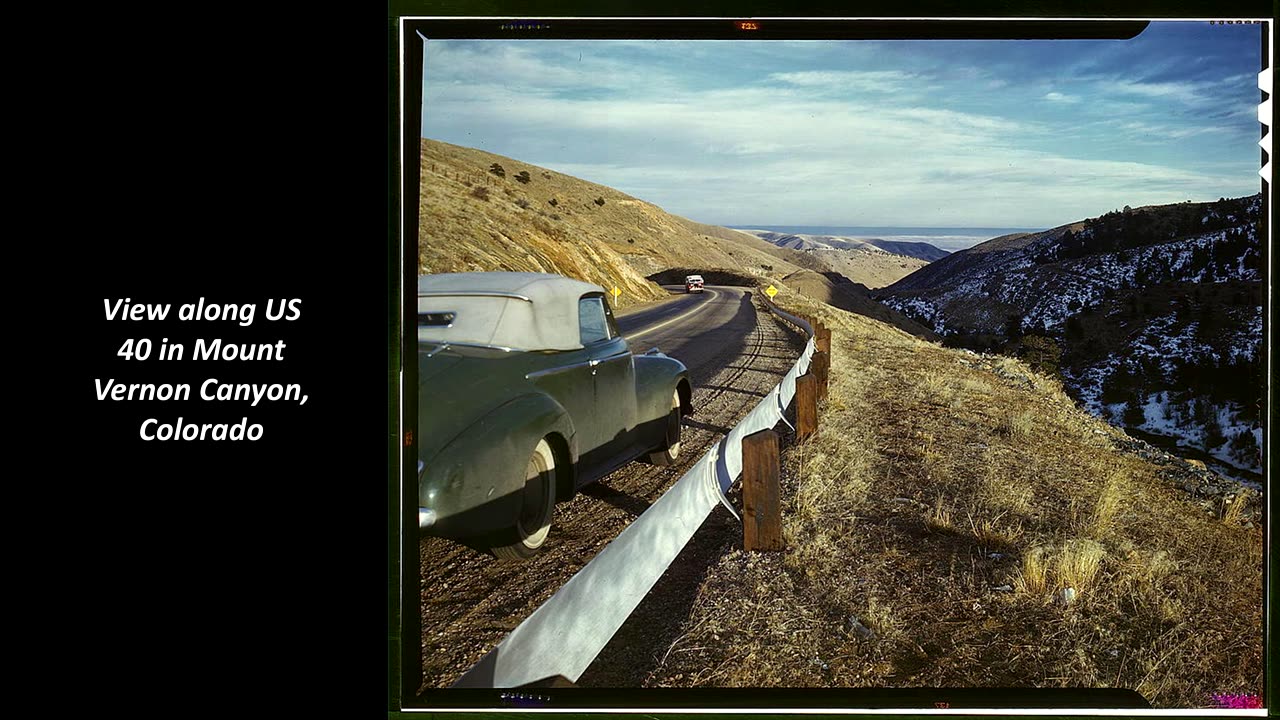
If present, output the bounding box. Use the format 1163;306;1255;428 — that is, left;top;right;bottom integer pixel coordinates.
417;272;692;557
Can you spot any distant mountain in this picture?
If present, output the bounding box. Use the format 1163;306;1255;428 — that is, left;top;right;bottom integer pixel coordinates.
747;231;950;261
730;231;945;288
876;194;1264;477
861;239;953;262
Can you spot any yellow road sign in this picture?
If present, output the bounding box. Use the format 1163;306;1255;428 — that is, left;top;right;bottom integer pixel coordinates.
611;286;621;299
765;285;778;298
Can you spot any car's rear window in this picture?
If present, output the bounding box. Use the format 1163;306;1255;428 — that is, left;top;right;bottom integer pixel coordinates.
419;312;456;327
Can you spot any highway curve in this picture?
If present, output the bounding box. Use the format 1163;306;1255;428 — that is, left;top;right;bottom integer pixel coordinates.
417;285;808;691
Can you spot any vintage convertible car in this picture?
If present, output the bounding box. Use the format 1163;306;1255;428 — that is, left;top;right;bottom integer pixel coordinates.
417;272;693;559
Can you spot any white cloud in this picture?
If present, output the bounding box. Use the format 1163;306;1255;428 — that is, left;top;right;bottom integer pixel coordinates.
421;41;1260;227
1104;119;1235;142
539;134;1254;227
424;42;677;97
767;70;923;93
1043;91;1080;103
1090;75;1252;108
1102;79;1204;103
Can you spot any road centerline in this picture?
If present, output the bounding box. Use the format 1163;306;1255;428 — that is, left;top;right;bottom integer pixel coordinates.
626;288;723;341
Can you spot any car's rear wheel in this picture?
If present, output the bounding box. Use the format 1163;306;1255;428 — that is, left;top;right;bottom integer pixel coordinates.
492;438;556;560
647;388;682;466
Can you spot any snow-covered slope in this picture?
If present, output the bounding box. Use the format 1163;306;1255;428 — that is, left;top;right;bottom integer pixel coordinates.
876;194;1264;477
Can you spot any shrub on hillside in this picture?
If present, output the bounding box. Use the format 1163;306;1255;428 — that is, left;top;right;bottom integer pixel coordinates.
515;171;531;184
488;163;505;178
1018;334;1062;379
594;196;606;206
1202;410;1226;449
470;186;490;201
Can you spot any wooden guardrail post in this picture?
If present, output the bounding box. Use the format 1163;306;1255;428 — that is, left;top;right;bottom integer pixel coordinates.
816;324;831;355
796;374;817;441
742;429;783;552
812;349;829;401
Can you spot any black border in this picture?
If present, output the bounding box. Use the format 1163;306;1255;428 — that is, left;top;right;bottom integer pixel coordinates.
397;19;1151;40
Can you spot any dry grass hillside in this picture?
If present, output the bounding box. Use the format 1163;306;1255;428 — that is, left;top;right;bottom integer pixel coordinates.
418;139;806;307
780;270;936;341
801;249;930;289
647;287;1263;708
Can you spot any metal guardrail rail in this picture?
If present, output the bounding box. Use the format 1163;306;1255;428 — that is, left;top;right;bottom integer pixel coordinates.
452;296;814;688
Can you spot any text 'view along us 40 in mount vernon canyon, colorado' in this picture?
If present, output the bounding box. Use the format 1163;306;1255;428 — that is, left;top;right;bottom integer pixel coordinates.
94;297;306;441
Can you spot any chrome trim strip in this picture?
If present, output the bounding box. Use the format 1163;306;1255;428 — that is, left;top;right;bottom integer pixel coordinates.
417;291;533;302
451;340;515;352
420;340;515;353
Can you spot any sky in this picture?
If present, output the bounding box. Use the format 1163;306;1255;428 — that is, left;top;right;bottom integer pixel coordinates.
420;22;1264;230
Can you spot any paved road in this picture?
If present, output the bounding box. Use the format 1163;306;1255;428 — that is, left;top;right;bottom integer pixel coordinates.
417;285;807;691
617;286;783;387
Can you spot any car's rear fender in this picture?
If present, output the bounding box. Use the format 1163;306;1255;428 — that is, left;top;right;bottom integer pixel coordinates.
633;352;691;447
419;392;576;541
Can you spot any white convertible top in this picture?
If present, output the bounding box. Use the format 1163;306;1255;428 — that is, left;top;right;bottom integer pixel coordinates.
417;272;606;351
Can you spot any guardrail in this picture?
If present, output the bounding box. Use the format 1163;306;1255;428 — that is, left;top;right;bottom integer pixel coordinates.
451;294;823;688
